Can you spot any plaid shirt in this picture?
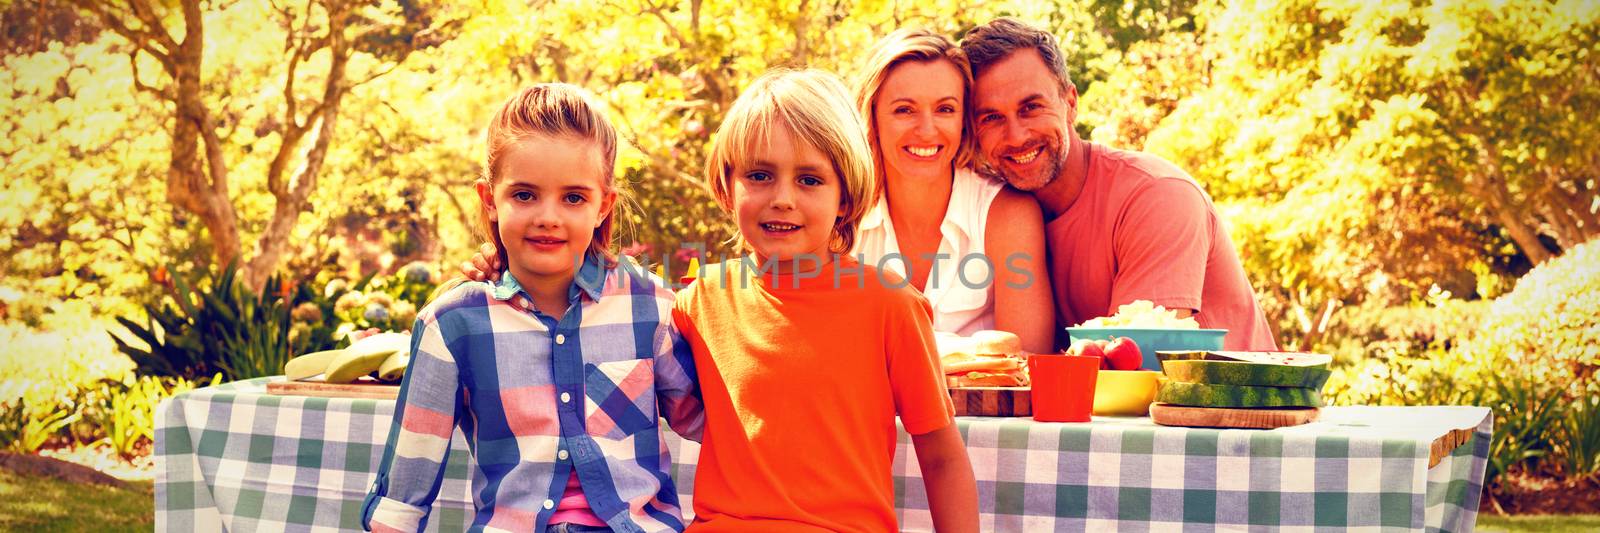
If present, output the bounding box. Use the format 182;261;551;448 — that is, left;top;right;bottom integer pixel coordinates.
362;255;704;533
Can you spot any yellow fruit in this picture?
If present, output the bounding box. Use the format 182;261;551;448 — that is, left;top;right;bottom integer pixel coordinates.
324;348;393;384
377;350;410;383
285;349;344;381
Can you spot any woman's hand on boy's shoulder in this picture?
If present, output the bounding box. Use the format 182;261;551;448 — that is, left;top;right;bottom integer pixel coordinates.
460;243;502;283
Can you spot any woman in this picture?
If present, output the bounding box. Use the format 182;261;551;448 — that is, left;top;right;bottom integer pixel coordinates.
851;28;1055;353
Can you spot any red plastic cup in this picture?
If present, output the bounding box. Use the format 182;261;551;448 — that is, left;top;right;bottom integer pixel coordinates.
1029;354;1100;422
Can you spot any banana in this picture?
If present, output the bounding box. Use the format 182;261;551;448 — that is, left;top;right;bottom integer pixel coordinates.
284;348;345;380
325;332;412;384
377;350;410;383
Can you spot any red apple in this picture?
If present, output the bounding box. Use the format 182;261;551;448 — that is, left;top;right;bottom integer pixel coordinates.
1104;337;1143;370
1068;338;1106;364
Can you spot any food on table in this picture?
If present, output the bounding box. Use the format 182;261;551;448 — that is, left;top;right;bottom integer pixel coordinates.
1153;350;1333;411
1076;300;1199;329
1102;337;1142;371
377;350;411;382
1066;338;1106;363
310;332;412;384
937;330;1030;387
1160;359;1332;389
1155;382;1323;408
285;349;346;381
1156;350;1333;366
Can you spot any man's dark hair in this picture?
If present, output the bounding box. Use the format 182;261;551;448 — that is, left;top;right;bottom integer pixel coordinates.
961;17;1075;94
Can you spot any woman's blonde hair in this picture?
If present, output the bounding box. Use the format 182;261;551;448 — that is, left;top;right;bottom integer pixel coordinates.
853;28;977;203
704;69;876;255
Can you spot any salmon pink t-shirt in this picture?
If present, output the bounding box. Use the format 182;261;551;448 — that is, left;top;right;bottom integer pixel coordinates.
1047;142;1277;351
672;256;954;532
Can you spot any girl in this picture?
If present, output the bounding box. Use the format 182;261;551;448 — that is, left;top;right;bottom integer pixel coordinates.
363;84;704;533
852;28;1055;353
675;69;978;532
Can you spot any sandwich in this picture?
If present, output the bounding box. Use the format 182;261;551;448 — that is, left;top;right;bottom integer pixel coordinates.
937;330;1030;388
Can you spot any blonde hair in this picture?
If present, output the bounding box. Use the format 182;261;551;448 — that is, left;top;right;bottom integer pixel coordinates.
704;69;876;255
853;28;977;202
434;83;622;302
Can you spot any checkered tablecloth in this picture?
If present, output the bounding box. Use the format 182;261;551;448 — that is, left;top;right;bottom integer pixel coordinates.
157;377;1490;532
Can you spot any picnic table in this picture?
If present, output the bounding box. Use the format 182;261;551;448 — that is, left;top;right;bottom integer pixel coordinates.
157;377;1490;532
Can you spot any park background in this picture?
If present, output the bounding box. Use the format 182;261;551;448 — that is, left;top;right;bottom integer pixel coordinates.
1;0;1596;529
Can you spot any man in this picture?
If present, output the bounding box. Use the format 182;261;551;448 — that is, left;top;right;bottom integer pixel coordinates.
961;18;1278;350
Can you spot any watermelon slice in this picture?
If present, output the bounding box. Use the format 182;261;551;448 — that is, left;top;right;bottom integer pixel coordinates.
1155;350;1333;367
1161;360;1333;389
1156;382;1323;408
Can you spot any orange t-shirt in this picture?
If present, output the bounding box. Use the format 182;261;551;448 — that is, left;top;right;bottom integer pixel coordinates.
672;256;954;533
1047;142;1277;351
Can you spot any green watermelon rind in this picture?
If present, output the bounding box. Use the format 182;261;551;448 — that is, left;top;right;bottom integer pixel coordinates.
1155;382;1324;408
1161;360;1333;389
1155;350;1333;367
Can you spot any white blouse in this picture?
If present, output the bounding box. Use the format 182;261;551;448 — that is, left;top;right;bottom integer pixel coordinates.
854;167;1006;336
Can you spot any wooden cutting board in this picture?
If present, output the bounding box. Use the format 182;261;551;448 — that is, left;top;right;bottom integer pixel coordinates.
1150;403;1319;429
266;379;400;400
950;387;1031;417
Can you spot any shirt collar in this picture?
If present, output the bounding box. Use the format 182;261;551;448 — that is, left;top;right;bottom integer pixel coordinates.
859;196;888;231
490;253;607;303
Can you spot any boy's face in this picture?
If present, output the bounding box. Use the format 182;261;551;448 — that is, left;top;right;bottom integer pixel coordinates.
729;122;846;272
478;135;615;285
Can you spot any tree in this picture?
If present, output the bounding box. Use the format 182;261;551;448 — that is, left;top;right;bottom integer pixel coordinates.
65;0;455;289
1081;0;1597;347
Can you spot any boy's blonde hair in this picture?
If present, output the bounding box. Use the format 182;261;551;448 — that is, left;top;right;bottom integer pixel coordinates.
704;69;876;255
482;83;622;268
853;28;977;201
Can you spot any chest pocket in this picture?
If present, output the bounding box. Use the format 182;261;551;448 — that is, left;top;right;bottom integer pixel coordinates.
583;358;657;440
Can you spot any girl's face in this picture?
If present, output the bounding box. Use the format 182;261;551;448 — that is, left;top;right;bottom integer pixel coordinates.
730;123;846;272
874;59;965;182
478;135;615;284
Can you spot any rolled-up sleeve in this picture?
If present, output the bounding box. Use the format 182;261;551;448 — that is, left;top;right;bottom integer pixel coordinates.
362;317;462;532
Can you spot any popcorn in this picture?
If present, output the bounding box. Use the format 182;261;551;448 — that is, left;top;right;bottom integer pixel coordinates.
1077;300;1199;329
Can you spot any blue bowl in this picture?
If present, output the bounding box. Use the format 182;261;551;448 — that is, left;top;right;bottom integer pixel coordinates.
1064;327;1228;370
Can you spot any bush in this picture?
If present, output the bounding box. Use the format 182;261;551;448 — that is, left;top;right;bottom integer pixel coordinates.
0;301;134;454
113;261;348;381
1324;239;1600;491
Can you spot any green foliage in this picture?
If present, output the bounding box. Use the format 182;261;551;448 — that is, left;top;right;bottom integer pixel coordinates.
84;375;199;460
1326;240;1600;487
112;261;328;381
1;409;77;454
1084;0;1597;347
326;261;435;336
1558;396;1600;480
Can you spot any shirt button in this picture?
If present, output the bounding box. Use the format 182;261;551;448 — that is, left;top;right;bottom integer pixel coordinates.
543;499;555;510
560;392;571;403
558;449;569;461
556;334;566;345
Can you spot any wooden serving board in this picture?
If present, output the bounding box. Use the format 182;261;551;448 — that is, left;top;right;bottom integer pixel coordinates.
950;387;1031;417
267;379;400;400
1150;403;1319;429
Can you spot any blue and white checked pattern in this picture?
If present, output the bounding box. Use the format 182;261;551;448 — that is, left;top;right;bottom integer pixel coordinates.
363;255;703;533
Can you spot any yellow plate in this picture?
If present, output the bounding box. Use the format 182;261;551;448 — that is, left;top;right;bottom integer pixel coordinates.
1093;370;1161;416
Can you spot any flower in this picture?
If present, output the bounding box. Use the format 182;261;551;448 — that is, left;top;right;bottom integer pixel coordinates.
401;262;433;285
363;303;390;323
291;302;323;322
334;291;364;314
391;300;417;326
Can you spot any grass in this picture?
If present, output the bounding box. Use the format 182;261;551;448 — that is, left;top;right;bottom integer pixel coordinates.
1476;513;1600;533
0;469;153;532
0;463;1596;532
